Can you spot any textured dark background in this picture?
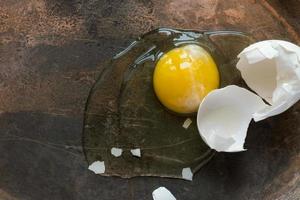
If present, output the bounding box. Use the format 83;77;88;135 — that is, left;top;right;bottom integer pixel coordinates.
0;0;299;199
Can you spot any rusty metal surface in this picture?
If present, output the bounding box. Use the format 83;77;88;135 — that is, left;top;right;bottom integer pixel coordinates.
0;0;299;199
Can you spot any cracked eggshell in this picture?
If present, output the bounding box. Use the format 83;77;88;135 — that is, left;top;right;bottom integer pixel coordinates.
152;187;176;200
130;148;141;157
88;161;105;174
237;40;300;121
182;167;193;181
197;85;267;152
111;147;123;157
182;118;192;129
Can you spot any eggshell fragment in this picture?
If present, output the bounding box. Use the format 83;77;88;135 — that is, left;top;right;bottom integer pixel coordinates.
111;147;123;157
152;187;176;200
197;85;267;152
237;40;300;121
88;161;105;174
130;148;141;157
182;167;193;181
253;84;300;121
182;118;192;129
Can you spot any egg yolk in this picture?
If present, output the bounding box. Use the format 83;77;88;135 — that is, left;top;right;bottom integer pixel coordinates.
153;44;219;114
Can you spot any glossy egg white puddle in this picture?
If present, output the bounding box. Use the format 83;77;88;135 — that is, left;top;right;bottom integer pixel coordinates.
83;28;252;179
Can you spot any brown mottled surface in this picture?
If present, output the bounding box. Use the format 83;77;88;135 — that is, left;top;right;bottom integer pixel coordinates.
267;0;300;36
0;0;299;199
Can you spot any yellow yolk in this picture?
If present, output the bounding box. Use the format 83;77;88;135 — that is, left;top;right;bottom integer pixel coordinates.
153;44;220;114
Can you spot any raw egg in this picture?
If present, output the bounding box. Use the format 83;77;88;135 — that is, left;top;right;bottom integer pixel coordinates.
153;44;219;114
83;28;253;178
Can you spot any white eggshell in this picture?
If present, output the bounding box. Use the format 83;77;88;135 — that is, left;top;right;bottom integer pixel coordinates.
182;167;193;181
237;40;300;121
152;187;176;200
130;148;141;157
88;161;105;174
182;118;192;129
111;147;123;157
197;85;267;152
253;83;300;121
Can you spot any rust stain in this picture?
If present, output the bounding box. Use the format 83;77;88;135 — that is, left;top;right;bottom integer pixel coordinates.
0;0;86;46
0;189;18;200
223;8;246;24
259;0;300;44
0;69;99;116
263;156;300;200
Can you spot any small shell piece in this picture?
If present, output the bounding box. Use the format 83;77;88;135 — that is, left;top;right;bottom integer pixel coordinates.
237;40;300;121
182;167;193;181
182;118;192;129
88;161;105;174
152;187;176;200
130;148;141;157
197;85;267;152
111;147;123;157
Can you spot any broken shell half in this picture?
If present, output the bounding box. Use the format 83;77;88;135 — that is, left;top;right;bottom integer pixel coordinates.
197;85;267;152
237;40;300;121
